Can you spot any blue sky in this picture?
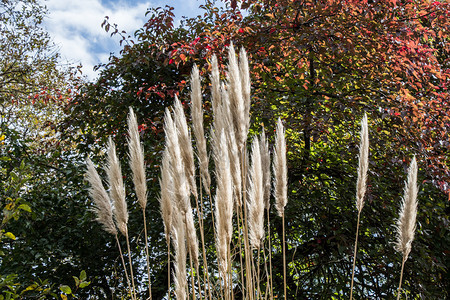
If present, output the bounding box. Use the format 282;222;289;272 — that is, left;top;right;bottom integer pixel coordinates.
44;0;206;80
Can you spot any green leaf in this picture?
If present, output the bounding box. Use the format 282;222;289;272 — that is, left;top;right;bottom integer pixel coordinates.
18;204;31;212
5;232;16;240
79;270;86;281
79;281;90;288
72;276;80;287
10;171;19;183
59;285;72;295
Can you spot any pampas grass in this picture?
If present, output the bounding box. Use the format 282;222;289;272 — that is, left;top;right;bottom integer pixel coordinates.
248;137;264;249
273;118;287;218
214;130;234;300
395;157;418;300
172;210;188;300
84;45;424;300
259;129;273;297
350;113;369;300
106;137;137;300
190;66;214;298
190;65;211;193
85;158;117;236
273;117;288;298
226;43;246;149
173;96;198;200
106;137;128;236
127;108;152;299
159;148;173;298
356;113;369;213
127;108;147;210
164;109;190;215
248;137;265;299
86;150;135;300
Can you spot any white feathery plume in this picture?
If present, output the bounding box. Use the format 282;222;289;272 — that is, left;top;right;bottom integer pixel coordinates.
106;137;128;236
86;158;117;235
356;113;369;212
239;47;251;139
164;108;190;215
227;125;242;207
260;129;271;210
394;156;419;300
127;107;152;300
127;107;147;210
171;210;187;300
185;208;200;267
213;83;230;141
273;118;288;217
210;54;222;116
395;156;418;258
216;83;242;207
173;96;198;199
226;42;246;148
214;130;234;274
159;148;173;241
350;113;370;300
248;137;265;249
190;64;211;192
211;84;230;166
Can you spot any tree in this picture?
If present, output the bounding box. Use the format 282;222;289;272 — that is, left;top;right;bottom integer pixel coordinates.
0;0;93;298
63;0;449;298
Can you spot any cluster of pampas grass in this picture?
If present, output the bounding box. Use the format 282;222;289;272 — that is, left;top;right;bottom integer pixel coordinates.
85;45;419;300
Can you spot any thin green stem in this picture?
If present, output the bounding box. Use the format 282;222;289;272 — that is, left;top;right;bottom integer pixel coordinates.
115;234;134;300
143;209;152;299
350;212;361;300
237;205;246;298
282;214;287;299
125;230;137;300
397;256;407;300
267;210;273;300
198;176;210;300
257;246;261;300
167;241;171;300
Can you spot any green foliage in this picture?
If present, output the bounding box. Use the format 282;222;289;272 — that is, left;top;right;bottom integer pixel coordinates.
0;0;96;298
59;270;91;299
0;0;446;299
67;1;449;298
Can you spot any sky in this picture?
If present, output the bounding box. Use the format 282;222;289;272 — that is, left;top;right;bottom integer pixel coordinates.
44;0;206;80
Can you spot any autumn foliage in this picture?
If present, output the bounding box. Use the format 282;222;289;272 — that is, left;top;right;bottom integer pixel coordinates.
62;0;449;298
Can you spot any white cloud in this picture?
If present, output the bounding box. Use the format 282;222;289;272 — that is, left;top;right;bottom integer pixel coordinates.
44;0;206;80
45;0;154;80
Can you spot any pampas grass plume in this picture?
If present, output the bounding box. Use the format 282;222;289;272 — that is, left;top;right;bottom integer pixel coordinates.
106;137;128;236
164;108;190;214
190;65;211;192
239;46;251;138
395;156;418;258
260;130;271;210
173;95;198;199
214;130;233;272
273;118;287;217
159;149;173;241
86;158;117;235
356;113;369;212
127;108;147;210
226;43;246;148
248;137;264;249
210;55;221;115
172;210;187;300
